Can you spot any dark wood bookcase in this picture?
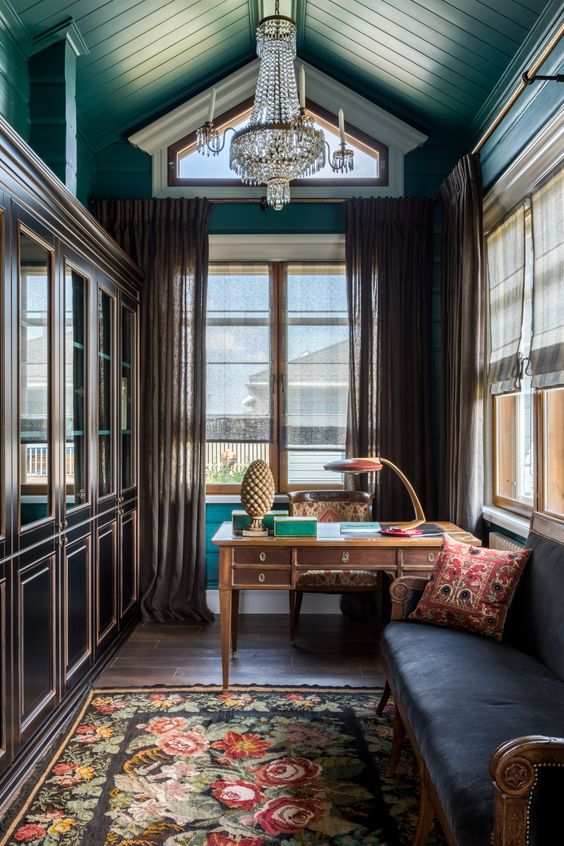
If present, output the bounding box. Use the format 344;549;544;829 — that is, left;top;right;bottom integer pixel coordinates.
0;116;142;803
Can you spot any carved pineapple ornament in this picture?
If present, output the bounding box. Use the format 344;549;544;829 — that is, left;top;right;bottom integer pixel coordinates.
240;459;275;536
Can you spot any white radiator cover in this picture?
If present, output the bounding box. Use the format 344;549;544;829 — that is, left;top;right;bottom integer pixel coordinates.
488;531;525;553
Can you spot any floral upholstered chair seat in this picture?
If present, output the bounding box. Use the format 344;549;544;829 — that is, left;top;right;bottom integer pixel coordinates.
296;569;380;588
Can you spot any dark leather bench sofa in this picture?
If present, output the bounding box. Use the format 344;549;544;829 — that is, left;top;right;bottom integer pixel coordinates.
379;512;564;846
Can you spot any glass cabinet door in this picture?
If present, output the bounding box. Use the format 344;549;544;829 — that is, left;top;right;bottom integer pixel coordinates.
19;231;52;527
98;289;114;497
64;267;88;509
120;305;136;491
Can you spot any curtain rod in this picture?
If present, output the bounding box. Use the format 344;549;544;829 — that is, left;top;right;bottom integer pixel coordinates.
471;22;563;155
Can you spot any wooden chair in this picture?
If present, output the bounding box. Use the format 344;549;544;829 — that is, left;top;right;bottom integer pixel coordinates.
287;490;375;645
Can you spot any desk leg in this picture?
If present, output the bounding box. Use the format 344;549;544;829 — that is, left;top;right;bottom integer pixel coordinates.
220;589;232;690
231;590;240;657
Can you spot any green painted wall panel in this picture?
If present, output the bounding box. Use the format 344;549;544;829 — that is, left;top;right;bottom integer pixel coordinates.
94;140;152;199
209;202;345;234
0;22;29;140
77;122;96;206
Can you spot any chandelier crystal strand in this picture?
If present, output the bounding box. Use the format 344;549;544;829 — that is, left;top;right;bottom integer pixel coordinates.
230;13;325;209
197;5;353;209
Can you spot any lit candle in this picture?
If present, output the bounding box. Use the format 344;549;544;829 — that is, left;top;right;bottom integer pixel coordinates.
338;109;345;144
208;88;216;124
299;65;305;109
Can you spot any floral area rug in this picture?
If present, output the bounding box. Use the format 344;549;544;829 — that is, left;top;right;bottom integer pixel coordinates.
0;687;446;846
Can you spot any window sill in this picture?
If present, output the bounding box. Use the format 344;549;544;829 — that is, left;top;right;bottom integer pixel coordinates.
206;494;289;505
482;505;530;540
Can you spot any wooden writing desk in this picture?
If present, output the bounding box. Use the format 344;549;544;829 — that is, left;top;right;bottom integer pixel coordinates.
212;521;479;688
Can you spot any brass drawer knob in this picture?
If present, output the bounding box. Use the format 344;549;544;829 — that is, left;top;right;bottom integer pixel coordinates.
259;552;266;562
342;551;349;563
427;553;436;563
258;573;266;583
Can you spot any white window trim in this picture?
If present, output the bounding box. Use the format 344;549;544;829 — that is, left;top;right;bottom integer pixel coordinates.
128;59;427;201
209;233;345;262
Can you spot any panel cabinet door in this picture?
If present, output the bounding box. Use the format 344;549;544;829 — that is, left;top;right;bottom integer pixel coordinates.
96;518;117;652
16;553;57;744
0;566;10;775
62;258;92;528
119;507;137;625
63;534;92;690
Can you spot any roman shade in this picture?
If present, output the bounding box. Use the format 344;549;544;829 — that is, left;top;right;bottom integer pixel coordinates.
486;205;526;395
529;167;564;388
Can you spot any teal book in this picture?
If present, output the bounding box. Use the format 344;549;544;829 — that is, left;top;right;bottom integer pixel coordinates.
273;516;318;537
340;521;381;533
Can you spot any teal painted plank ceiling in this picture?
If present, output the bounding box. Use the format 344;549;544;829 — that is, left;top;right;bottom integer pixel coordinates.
7;0;560;151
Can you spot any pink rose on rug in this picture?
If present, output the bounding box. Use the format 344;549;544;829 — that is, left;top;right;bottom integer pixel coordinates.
14;824;47;842
211;732;272;759
207;834;265;846
75;725;97;734
251;757;321;787
146;716;188;735
157;729;208;757
211;780;266;809
255;796;325;835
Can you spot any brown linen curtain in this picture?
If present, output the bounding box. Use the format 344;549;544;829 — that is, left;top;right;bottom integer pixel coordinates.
439;154;484;536
345;197;436;522
98;198;213;621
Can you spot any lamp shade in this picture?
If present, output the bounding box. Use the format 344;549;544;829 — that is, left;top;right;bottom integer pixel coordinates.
324;458;383;473
324;455;426;530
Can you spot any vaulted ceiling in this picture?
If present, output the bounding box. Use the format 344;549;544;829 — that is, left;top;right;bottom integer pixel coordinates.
10;0;559;151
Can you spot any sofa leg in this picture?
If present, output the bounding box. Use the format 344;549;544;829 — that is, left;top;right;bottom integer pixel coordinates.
412;770;435;846
377;680;391;715
387;710;406;776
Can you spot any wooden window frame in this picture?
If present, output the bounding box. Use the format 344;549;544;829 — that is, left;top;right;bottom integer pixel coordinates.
168;99;388;190
492;388;563;520
206;261;347;495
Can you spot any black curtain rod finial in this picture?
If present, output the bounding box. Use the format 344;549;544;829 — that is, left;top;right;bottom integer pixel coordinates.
522;71;564;85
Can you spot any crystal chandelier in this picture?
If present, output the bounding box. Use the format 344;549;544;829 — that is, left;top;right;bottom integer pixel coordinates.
195;1;354;210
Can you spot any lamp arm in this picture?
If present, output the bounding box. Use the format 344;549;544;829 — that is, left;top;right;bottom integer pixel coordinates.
377;457;426;529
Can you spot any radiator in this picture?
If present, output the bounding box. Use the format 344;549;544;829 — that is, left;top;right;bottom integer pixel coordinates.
488;531;525;553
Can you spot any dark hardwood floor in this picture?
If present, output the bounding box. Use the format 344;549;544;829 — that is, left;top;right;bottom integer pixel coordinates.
95;614;385;688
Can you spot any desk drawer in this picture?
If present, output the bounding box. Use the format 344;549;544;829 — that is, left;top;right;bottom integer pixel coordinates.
233;548;291;566
296;548;395;568
232;566;291;587
400;549;440;572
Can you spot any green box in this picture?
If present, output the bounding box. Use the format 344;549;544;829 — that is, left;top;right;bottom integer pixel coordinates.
232;509;288;536
273;516;318;537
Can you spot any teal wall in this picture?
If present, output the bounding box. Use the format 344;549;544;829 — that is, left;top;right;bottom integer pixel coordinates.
480;40;563;191
94;140;152;200
0;19;29;140
206;503;237;589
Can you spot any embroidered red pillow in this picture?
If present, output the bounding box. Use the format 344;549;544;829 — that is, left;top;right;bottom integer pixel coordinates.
408;534;531;640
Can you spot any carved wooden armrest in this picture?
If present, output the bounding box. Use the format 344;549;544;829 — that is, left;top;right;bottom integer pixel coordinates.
490;735;564;846
389;576;428;621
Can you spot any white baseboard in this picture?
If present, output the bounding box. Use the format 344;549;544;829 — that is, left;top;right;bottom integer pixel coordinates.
206;589;341;614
